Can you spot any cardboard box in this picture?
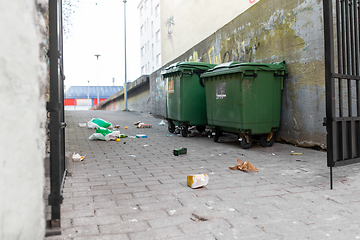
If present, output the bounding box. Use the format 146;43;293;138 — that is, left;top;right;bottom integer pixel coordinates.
187;174;209;189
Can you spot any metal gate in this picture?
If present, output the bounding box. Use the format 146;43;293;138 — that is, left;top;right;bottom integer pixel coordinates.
323;0;360;189
46;0;67;235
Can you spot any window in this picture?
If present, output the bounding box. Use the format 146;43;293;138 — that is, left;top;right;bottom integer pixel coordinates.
145;0;147;9
141;46;144;56
140;25;144;35
152;44;154;60
156;30;160;42
151;0;153;15
155;4;159;17
147;18;149;29
140;6;143;16
141;66;144;74
151;21;153;38
147;41;149;52
156;53;161;66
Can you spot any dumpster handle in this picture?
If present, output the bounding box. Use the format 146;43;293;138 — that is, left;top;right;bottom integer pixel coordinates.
274;72;287;77
243;73;257;77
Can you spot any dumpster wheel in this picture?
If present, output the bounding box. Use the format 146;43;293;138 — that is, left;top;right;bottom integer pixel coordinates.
181;125;188;137
260;132;274;147
213;129;222;142
168;120;175;133
240;134;252;149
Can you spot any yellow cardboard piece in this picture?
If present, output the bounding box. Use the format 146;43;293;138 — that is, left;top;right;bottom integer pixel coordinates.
229;159;258;172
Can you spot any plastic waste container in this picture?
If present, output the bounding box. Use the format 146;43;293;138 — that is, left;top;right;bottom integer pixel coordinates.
200;61;287;149
161;62;216;137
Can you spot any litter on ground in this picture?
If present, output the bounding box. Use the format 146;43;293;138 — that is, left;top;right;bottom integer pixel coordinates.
187;174;209;189
229;159;258;172
72;153;85;162
87;118;112;129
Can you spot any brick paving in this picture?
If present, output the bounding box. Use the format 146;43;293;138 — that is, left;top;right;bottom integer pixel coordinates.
46;110;360;240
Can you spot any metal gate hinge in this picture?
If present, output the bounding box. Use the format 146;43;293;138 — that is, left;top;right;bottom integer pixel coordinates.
323;117;327;126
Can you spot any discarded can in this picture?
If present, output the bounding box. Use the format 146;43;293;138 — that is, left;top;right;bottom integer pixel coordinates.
173;147;187;156
291;152;303;155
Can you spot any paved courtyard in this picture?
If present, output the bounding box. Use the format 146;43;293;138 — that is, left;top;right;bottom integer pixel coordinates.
46;110;360;240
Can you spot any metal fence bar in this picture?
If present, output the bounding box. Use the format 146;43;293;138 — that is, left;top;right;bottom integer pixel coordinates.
47;0;66;232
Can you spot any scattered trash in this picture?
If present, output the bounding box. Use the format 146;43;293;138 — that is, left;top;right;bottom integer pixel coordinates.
129;136;137;138
119;134;128;138
169;210;176;215
291;152;303;155
72;153;85;162
114;125;121;129
87;118;112;129
78;123;87;128
137;123;152;128
164;134;173;137
116;138;121;142
123;142;126;144
89;127;120;141
143;144;149;147
136;134;147;138
129;219;138;222
187;174;209;189
134;121;141;125
270;153;275;156
173;147;187;156
125;126;129;129
158;120;166;125
129;155;136;157
229;159;258;172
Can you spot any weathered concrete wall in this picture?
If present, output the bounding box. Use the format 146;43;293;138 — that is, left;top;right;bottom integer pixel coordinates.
150;68;166;117
100;75;152;113
161;0;261;64
164;0;326;148
0;0;47;239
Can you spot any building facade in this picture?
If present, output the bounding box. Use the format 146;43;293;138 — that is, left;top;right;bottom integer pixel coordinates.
64;86;123;110
138;0;161;75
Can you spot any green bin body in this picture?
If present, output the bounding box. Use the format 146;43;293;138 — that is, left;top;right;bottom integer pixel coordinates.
201;61;287;147
161;62;216;135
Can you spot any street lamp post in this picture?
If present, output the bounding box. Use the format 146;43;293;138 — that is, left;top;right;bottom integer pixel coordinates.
123;0;128;111
94;54;101;107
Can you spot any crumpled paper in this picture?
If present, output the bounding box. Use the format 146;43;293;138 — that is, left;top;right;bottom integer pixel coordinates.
229;159;258;172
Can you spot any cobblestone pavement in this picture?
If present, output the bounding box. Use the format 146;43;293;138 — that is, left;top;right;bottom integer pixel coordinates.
46;110;360;240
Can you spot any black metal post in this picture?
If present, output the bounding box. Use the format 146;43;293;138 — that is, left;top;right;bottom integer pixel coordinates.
47;0;66;230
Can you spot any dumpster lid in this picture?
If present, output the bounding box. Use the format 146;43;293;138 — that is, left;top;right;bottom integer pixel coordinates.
161;62;217;76
200;61;287;78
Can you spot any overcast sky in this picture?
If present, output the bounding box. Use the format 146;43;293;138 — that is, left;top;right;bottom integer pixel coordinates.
63;0;140;91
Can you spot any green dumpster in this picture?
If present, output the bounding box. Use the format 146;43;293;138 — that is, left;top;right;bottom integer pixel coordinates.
161;62;216;137
200;61;287;148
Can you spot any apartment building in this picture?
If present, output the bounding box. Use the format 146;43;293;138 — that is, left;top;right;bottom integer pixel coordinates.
138;0;161;75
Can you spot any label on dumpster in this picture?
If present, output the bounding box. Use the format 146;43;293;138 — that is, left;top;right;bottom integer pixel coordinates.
168;80;174;93
216;82;226;99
